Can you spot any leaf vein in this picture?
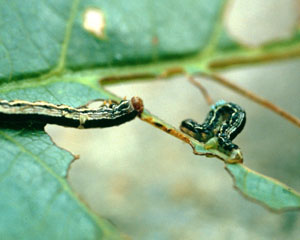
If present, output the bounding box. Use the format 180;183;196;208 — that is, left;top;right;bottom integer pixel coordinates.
56;0;81;71
0;38;13;81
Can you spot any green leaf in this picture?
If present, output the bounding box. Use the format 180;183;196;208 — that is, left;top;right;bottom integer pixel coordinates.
1;0;300;238
0;0;226;82
0;82;124;239
226;164;300;211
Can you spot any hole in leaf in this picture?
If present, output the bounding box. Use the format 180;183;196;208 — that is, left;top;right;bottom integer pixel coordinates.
83;8;106;38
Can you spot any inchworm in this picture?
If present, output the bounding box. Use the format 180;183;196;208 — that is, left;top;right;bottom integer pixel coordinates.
0;96;144;128
180;100;246;161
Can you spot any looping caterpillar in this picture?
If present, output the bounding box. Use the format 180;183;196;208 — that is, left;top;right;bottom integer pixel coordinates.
180;100;246;162
0;96;144;129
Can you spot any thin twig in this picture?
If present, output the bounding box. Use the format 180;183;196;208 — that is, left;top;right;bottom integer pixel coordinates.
201;72;300;128
185;73;213;105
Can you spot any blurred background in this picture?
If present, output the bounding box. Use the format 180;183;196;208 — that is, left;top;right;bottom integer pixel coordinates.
46;0;300;239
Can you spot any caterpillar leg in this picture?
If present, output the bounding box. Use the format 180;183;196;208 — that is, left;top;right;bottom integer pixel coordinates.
204;137;218;149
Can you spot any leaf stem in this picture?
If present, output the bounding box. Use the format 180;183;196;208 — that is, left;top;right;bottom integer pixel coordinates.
140;111;190;144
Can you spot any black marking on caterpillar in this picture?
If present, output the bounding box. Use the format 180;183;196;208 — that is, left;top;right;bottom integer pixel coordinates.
0;96;144;129
180;100;246;161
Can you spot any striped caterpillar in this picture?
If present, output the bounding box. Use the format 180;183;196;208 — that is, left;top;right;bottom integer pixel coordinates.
0;97;144;129
180;100;246;161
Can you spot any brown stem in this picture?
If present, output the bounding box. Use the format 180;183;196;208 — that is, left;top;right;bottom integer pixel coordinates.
185;73;213;105
201;72;300;128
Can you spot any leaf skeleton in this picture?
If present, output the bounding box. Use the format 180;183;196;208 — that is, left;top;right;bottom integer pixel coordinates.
0;97;144;128
180;100;246;162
